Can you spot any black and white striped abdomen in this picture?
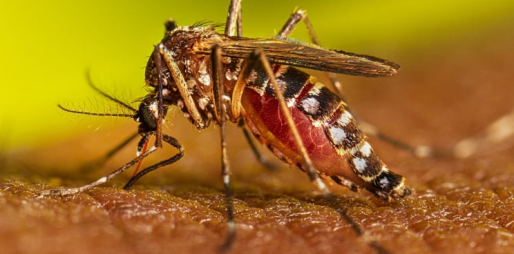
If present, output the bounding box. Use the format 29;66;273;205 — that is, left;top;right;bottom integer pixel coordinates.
244;64;410;200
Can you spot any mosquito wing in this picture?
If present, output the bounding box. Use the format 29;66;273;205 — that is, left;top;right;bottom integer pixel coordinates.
204;37;400;77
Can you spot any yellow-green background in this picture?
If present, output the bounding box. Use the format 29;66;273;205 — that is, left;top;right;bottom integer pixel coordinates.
1;0;513;150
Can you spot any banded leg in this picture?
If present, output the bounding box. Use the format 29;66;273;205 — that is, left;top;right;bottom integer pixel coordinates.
211;44;237;250
277;9;433;158
40;133;183;196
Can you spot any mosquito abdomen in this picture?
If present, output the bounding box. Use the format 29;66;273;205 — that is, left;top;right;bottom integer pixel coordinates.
241;65;410;200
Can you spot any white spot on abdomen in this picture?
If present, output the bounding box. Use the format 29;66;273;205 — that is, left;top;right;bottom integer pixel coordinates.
352;157;367;173
337;110;353;127
378;176;390;188
328;126;347;146
300;97;320;115
359;142;372;157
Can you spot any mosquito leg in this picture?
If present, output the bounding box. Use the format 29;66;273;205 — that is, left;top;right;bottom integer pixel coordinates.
249;49;328;191
210;44;237;251
152;45;164;148
276;9;344;97
158;44;204;129
122;134;184;190
232;48;329;192
359;122;435;158
277;9;342;97
236;4;242;37
238;119;278;171
40;136;159;197
224;0;242;37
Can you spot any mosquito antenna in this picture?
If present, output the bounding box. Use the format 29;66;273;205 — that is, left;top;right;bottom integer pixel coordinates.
85;71;137;113
57;104;135;118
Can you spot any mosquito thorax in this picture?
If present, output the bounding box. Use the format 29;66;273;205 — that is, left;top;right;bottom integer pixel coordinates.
144;25;224;130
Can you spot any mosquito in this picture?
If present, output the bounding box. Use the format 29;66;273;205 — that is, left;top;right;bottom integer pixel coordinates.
43;1;414;253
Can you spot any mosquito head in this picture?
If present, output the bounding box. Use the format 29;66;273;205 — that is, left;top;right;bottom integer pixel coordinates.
134;96;169;134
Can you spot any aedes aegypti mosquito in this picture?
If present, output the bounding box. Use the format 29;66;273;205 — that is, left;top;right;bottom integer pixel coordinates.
43;1;416;253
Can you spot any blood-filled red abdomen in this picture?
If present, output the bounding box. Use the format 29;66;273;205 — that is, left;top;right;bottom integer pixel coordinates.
241;87;369;187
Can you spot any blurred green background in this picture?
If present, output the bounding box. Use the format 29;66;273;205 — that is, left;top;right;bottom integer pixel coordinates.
0;0;513;150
